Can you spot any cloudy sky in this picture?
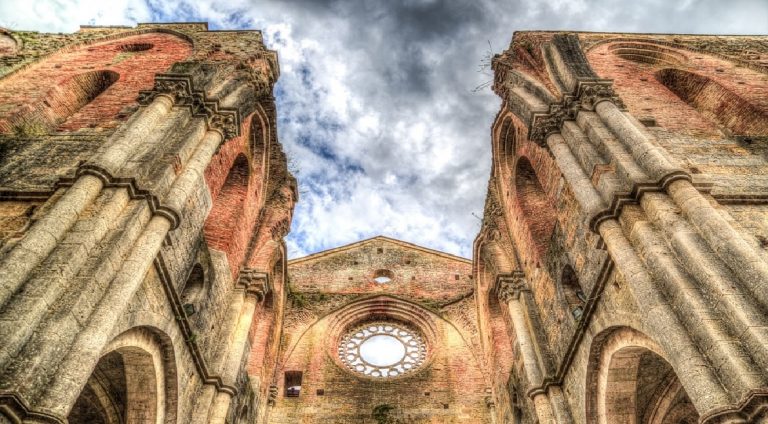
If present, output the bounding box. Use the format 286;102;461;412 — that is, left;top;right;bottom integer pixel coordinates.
3;0;766;258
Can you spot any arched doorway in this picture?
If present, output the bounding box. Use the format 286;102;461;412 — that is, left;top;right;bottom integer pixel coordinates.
68;327;176;424
589;327;698;424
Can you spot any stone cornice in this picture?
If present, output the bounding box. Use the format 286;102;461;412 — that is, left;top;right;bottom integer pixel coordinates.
137;73;241;140
588;170;697;232
528;79;625;144
59;164;182;230
699;389;768;424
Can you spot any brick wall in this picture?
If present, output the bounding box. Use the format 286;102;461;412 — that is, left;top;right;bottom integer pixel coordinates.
0;32;191;134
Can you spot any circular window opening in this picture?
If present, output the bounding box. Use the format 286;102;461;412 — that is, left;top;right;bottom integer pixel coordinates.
373;269;394;284
338;322;427;379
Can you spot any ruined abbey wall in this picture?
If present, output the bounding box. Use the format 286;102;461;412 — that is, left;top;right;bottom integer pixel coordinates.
477;32;768;424
270;237;490;423
0;23;296;424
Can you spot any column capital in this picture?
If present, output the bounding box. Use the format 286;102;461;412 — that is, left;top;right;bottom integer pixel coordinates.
529;79;625;143
236;268;270;301
495;271;527;303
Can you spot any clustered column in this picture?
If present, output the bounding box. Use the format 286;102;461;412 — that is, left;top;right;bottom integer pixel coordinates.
496;275;572;424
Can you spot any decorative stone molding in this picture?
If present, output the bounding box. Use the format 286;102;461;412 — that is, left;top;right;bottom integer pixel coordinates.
137;74;241;140
529;79;625;144
495;272;527;303
0;393;65;424
236;269;271;301
699;390;768;424
58;163;182;230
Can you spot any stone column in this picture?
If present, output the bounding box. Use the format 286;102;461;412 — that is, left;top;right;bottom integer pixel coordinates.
0;175;103;307
0;95;176;309
209;270;270;424
596;219;730;412
27;126;224;418
94;95;175;174
594;100;679;179
546;133;605;216
595;100;768;308
496;274;568;424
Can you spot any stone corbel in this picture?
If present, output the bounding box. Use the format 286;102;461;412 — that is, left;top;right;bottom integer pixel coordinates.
528;79;625;144
137;74;241;140
236;269;271;302
495;271;527;303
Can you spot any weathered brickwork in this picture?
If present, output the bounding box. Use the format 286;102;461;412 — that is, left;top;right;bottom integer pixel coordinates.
479;31;768;424
270;237;491;423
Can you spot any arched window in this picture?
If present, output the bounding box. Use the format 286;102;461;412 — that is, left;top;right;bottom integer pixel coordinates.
655;68;768;136
515;157;556;258
8;70;119;135
561;265;586;321
205;154;250;253
500;116;516;157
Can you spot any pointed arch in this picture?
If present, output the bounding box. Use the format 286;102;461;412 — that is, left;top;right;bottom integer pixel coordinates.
204;154;251;254
586;326;699;424
68;326;178;424
655;68;768;136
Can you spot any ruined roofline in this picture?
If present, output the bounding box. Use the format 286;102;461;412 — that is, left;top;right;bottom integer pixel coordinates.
79;22;264;35
288;235;472;265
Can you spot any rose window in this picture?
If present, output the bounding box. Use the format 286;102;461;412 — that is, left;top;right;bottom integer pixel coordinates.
338;322;427;378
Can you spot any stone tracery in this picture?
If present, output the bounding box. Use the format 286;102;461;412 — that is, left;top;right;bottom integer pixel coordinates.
338;321;427;379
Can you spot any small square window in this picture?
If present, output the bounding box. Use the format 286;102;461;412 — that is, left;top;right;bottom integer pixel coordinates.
284;371;302;398
316;389;325;396
377;248;383;253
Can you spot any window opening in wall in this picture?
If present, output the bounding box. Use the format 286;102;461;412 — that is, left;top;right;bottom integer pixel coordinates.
377;247;384;253
561;265;586;321
119;43;153;52
515;157;556;258
284;371;302;397
181;263;205;316
373;269;393;284
316;388;324;396
338;322;427;378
